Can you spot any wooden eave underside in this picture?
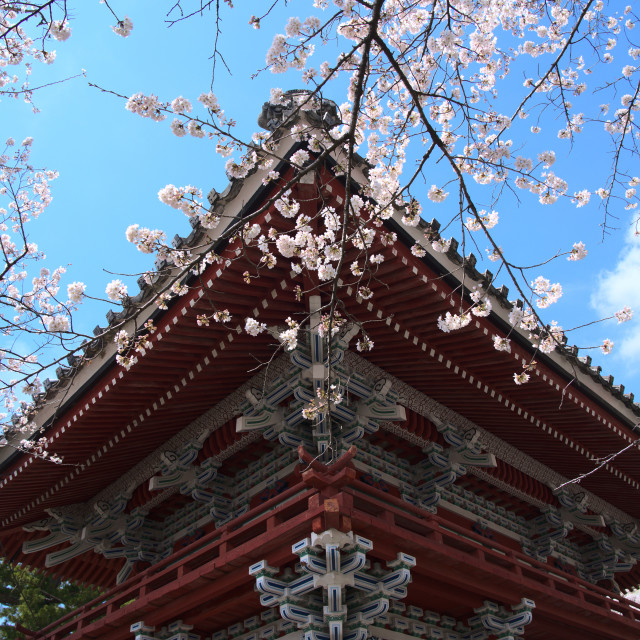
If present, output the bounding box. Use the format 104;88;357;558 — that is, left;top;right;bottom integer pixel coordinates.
0;171;639;556
11;404;621;590
338;253;640;514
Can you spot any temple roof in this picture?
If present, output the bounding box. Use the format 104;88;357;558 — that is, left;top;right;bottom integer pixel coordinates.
2;96;640;594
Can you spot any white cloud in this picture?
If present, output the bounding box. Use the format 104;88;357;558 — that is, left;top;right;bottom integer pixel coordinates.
591;226;640;362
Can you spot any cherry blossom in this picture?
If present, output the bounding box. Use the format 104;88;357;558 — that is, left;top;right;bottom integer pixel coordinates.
245;317;267;336
427;185;448;203
568;242;588;261
432;238;451;253
213;310;231;323
49;20;71;42
470;287;492;317
279;317;300;350
112;16;133;38
615;306;633;323
171;96;192;114
106;279;127;302
356;335;374;352
465;211;499;232
2;0;640;454
531;277;562;308
67;282;86;303
493;336;511;353
437;312;471;334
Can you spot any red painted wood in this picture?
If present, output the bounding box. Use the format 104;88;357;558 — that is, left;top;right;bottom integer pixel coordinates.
31;475;640;640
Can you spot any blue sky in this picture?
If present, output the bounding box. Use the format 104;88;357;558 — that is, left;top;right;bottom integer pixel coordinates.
3;1;640;397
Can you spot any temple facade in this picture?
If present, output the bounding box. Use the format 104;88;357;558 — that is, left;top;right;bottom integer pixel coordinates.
2;94;640;640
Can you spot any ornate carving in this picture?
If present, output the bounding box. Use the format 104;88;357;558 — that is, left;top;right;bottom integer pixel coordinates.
521;506;573;562
132;598;535;640
90;356;291;509
251;529;415;640
468;599;535;640
578;536;637;583
22;513;79;556
555;489;606;529
343;351;638;529
237;327;405;460
413;425;496;510
149;441;220;502
131;620;200;640
23;493;169;584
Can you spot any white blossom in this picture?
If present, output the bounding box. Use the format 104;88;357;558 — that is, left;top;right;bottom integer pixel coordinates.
116;354;138;370
171;96;192;114
50;20;71;42
290;149;310;166
432;238;451;253
465;210;499;231
199;92;221;114
270;88;287;105
537;150;555;168
572;190;591;208
567;241;587;261
279;317;299;350
245;317;267;336
437;312;471;333
493;336;511;353
187;120;206;138
46;315;69;332
427;185;448;203
275;195;300;219
213;310;231;323
531;276;562;308
112;16;133;38
615;306;633;323
411;244;426;257
67;282;85;303
114;329;129;350
317;263;337;281
106;279;128;302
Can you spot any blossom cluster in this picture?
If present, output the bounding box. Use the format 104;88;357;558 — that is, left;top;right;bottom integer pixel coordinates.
112;16;133;38
301;384;344;421
109;0;640;392
114;320;156;371
0;135;103;446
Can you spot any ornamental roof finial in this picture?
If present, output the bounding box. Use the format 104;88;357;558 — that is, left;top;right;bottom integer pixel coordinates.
257;89;341;132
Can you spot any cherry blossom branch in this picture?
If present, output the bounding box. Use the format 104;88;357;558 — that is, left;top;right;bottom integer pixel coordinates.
555;434;640;490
